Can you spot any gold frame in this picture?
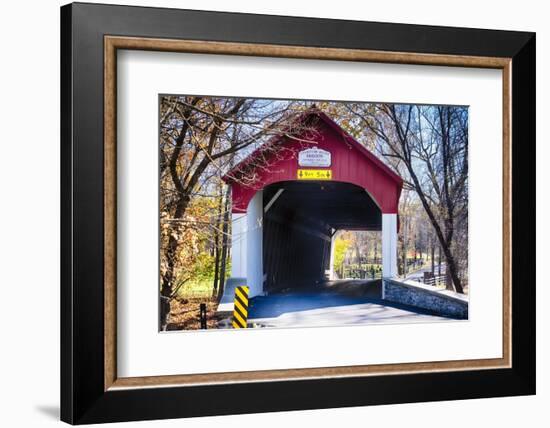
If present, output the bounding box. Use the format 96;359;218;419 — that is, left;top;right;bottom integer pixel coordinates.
104;36;512;391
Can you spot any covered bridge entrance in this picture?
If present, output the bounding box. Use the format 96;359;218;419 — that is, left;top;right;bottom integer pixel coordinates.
222;109;403;299
262;180;381;293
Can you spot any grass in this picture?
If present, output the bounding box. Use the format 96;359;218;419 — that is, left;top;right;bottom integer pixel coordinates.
175;278;215;300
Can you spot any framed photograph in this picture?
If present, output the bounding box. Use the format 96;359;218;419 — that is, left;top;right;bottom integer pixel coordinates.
61;2;535;424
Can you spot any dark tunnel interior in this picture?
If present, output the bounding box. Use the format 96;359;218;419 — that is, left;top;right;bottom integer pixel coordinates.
262;181;381;293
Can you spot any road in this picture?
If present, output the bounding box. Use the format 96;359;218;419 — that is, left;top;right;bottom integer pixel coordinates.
405;263;446;282
246;280;452;328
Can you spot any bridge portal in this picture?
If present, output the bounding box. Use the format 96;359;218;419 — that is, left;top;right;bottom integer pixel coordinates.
222;108;403;299
262;181;381;293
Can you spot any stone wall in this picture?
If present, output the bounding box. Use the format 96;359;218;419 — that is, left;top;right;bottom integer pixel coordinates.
383;279;468;319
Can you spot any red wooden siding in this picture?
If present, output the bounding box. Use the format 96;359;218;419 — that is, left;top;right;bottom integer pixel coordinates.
224;110;403;214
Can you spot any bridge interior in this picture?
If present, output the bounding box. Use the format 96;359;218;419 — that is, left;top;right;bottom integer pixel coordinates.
262;181;381;293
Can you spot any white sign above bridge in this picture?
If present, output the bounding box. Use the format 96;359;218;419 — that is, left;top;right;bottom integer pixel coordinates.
298;147;332;167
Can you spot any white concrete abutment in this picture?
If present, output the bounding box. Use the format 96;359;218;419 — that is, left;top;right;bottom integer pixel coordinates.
230;192;265;297
230;213;247;278
246;191;264;297
381;213;398;298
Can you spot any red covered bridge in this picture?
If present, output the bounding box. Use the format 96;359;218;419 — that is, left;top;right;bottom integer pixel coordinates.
221;108;403;299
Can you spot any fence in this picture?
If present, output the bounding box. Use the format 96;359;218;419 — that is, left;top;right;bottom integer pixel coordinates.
421;271;447;287
342;266;383;280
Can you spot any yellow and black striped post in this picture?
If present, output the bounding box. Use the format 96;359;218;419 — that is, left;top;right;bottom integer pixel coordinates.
232;286;249;329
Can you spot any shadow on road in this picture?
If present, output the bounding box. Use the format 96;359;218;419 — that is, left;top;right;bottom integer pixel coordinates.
249;279;453;321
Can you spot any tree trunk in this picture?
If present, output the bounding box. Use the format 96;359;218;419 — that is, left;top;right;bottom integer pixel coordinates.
160;194;191;330
438;246;442;275
216;185;232;301
431;239;435;274
445;264;453;291
212;246;220;296
212;185;224;296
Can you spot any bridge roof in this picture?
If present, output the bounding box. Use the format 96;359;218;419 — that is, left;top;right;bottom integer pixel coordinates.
223;108;403;214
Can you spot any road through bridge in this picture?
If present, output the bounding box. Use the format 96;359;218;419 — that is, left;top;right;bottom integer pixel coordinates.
245;280;451;328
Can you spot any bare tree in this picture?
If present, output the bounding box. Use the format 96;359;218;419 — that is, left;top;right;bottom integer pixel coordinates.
347;104;468;293
159;96;313;329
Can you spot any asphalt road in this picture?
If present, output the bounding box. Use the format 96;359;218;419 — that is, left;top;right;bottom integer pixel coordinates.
405;263;446;282
246;280;452;328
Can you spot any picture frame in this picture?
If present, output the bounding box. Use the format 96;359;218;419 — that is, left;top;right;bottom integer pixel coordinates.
61;2;535;424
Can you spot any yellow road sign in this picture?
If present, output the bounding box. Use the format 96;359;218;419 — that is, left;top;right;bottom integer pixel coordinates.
232;286;249;329
297;169;332;180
